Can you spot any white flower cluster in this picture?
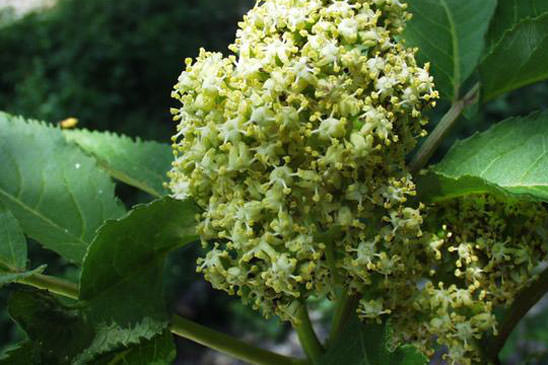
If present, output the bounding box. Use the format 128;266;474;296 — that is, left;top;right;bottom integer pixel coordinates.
170;0;436;323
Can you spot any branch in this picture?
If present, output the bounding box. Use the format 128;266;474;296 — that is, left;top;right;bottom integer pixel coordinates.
486;267;548;362
409;83;480;173
328;293;359;345
294;303;324;364
171;315;307;365
13;272;307;365
16;272;79;299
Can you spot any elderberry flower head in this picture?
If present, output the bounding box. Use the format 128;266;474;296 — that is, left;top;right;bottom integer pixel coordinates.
169;0;437;322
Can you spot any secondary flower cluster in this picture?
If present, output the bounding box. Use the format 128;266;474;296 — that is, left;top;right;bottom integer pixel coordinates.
382;195;547;364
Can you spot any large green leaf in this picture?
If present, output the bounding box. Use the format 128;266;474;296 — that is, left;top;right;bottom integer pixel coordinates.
481;13;548;102
0;112;125;263
320;318;427;365
404;0;497;100
420;111;548;202
64;129;172;197
79;197;198;342
0;202;46;287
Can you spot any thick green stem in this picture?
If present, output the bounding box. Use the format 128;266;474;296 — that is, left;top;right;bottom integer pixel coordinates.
294;303;323;364
486;267;548;362
328;293;359;345
171;315;306;365
409;83;480;173
13;272;307;365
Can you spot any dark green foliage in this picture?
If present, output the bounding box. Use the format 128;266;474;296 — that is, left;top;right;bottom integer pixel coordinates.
481;14;548;101
501;300;548;364
7;289;94;364
4;289;177;364
404;0;497;100
0;0;252;140
0;341;40;364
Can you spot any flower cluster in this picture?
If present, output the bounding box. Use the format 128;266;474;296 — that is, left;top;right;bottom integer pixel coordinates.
167;0;548;363
169;0;436;323
386;195;548;364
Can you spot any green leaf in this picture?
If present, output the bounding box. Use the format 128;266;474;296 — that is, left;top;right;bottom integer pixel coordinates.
74;319;173;364
86;331;175;365
0;202;47;287
64;129;172;197
79;197;198;335
421;111;548;202
403;0;497;100
320;318;427;365
481;13;548;102
7;289;95;364
0;112;125;263
0;203;27;271
6;289;177;364
485;0;548;50
0;341;41;364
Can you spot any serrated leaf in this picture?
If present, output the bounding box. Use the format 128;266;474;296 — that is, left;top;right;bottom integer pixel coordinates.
320;318;427;365
74;319;171;364
85;331;175;365
422;111;548;202
7;289;95;364
481;13;548;102
0;112;125;263
485;0;548;51
64;129;172;197
6;289;176;364
403;0;497;100
79;197;198;337
0;203;27;271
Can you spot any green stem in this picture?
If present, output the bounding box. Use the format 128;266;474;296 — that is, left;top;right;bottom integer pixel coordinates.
328;293;359;345
171;315;306;365
14;272;307;365
486;267;548;362
325;241;341;287
17;272;79;299
294;303;323;364
409;83;480;173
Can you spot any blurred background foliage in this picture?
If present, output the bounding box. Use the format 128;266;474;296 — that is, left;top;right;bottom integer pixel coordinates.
0;0;546;363
0;0;250;140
